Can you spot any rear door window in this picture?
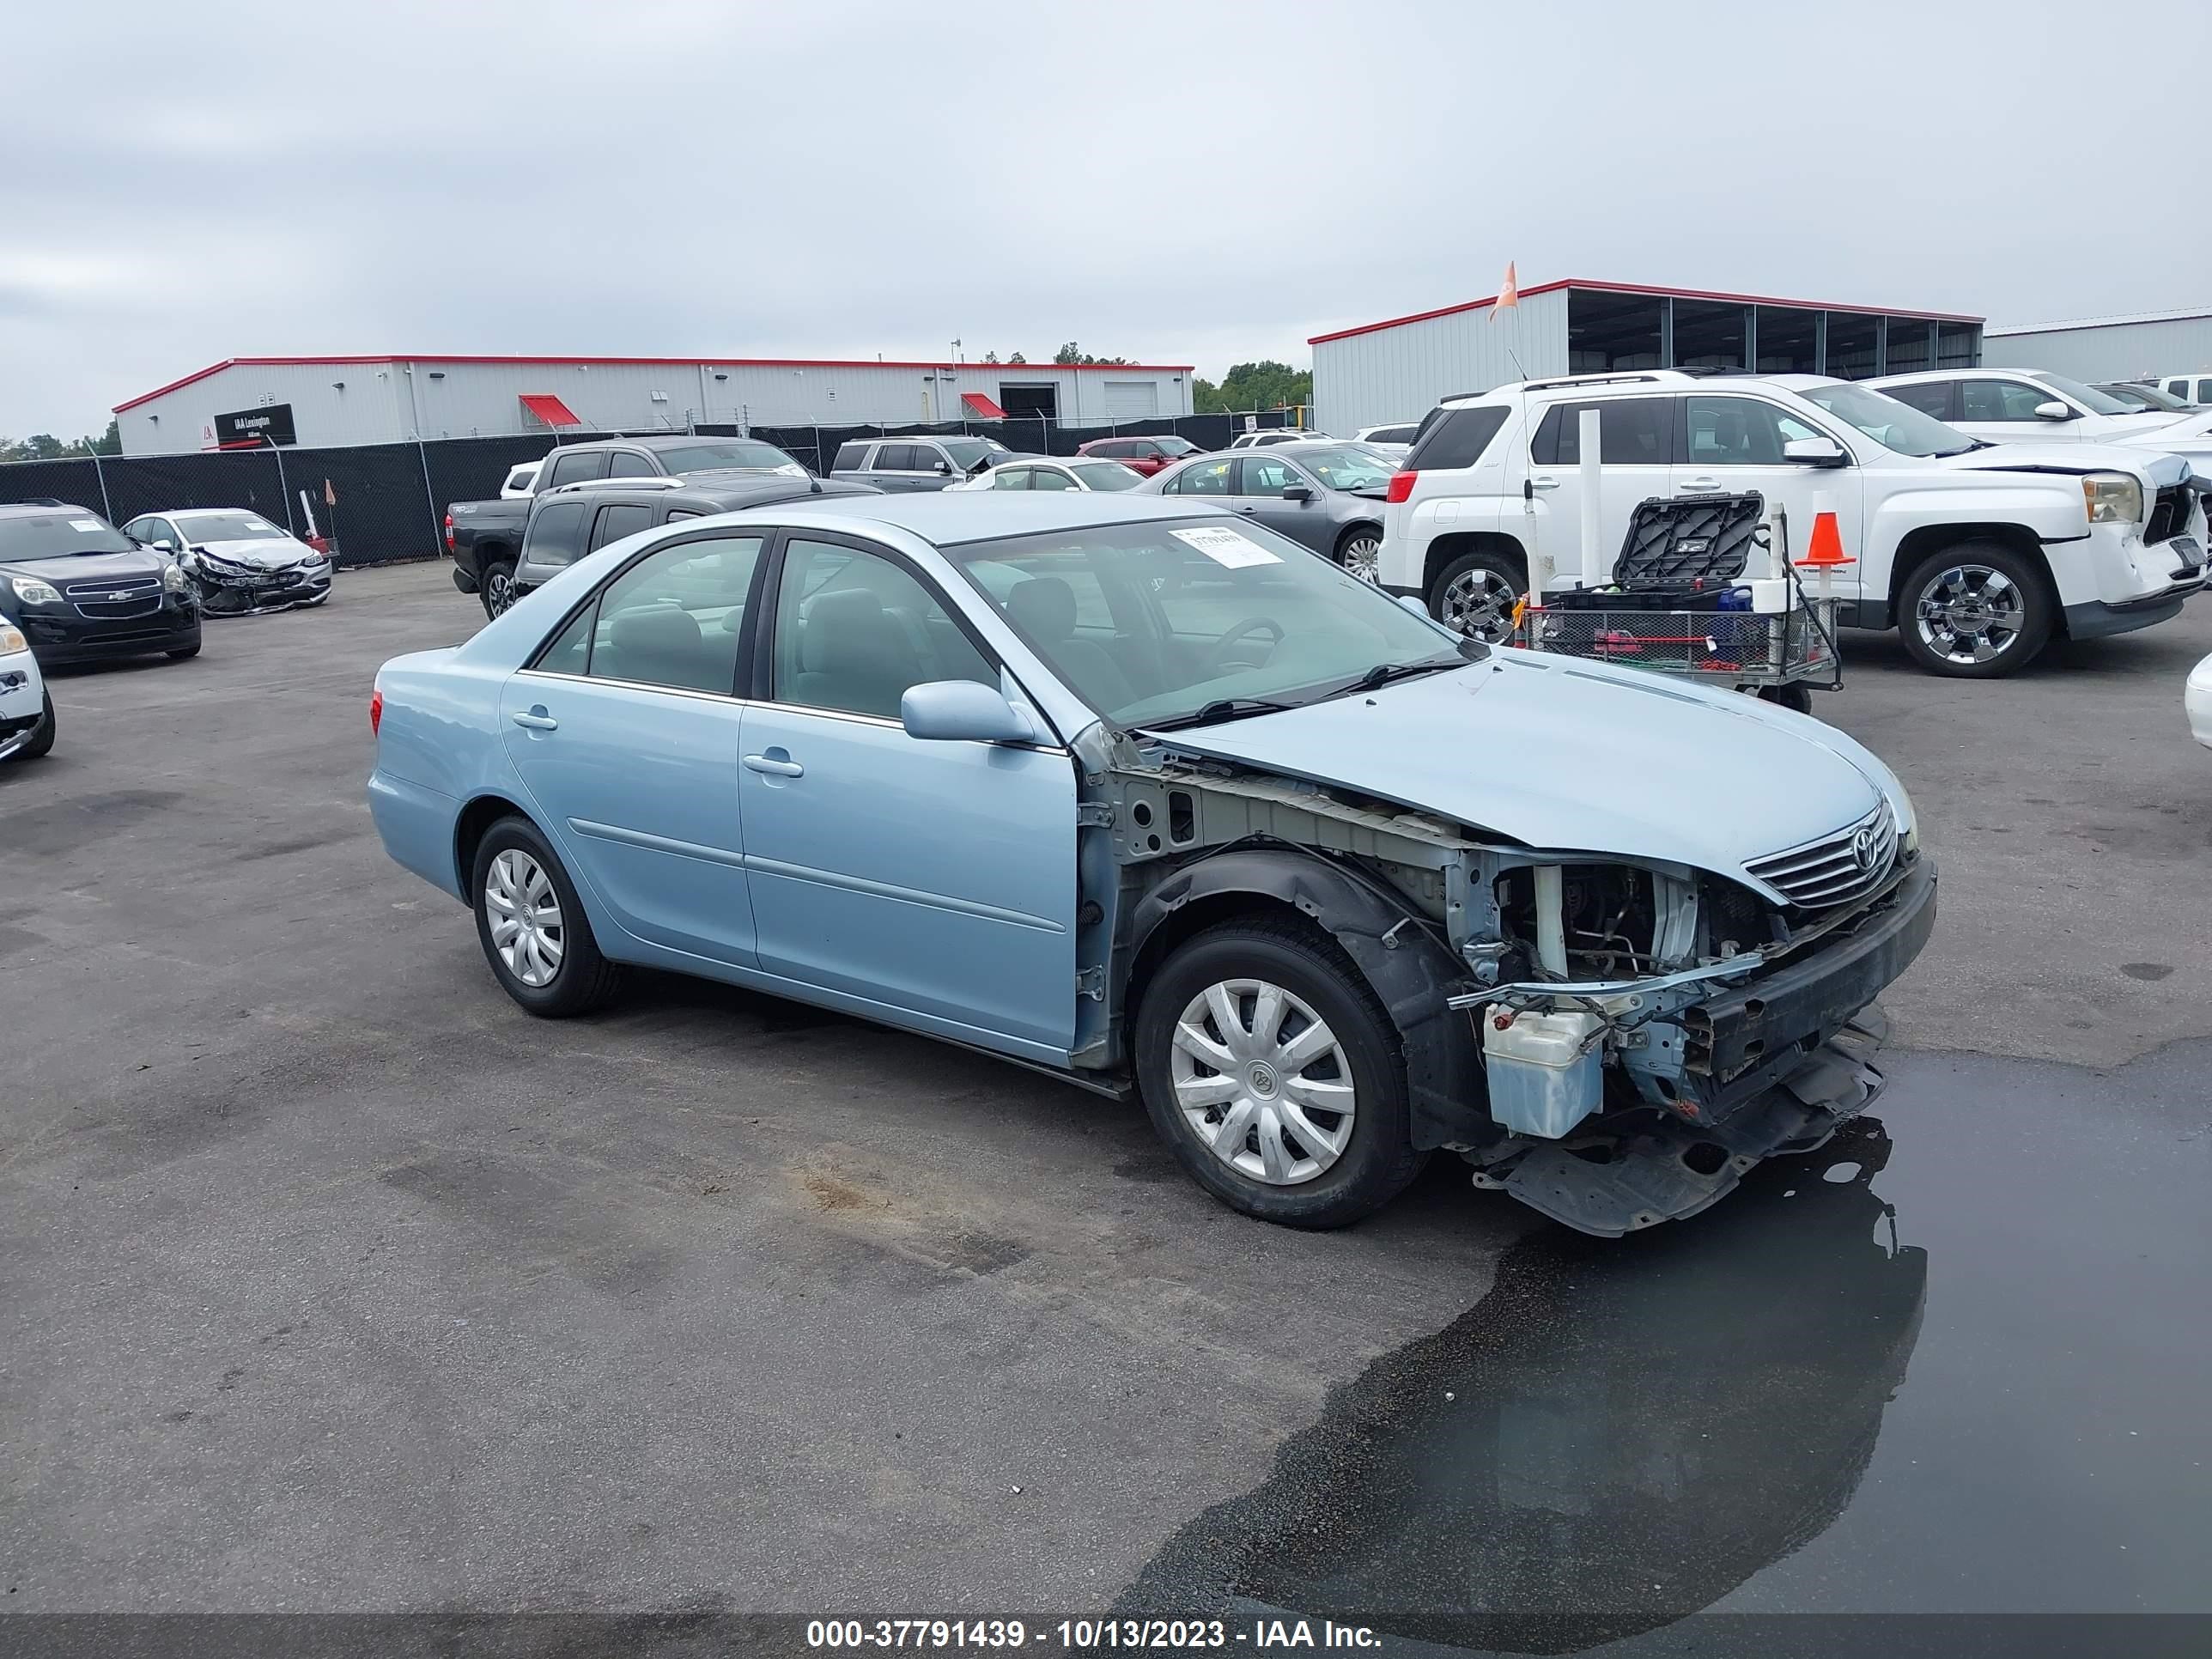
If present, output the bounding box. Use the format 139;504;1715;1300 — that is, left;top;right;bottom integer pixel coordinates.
543;449;611;489
1883;381;1956;420
1530;397;1674;465
589;502;654;551
605;451;659;480
873;444;915;472
833;442;871;471
1177;458;1237;496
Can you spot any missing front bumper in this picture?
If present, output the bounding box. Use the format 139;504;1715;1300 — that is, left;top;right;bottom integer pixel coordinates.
1466;1010;1889;1237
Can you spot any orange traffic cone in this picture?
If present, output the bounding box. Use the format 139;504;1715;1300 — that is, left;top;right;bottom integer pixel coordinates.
1798;510;1855;568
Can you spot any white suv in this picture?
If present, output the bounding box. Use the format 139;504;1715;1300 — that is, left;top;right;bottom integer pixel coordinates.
1869;368;2188;448
1376;370;2208;678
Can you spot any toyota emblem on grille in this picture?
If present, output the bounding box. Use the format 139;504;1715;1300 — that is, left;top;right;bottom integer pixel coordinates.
1851;823;1879;871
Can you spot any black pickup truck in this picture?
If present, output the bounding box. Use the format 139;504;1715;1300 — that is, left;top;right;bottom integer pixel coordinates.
445;435;806;617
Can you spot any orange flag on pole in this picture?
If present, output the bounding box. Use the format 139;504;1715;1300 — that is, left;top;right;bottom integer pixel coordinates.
1490;261;1518;321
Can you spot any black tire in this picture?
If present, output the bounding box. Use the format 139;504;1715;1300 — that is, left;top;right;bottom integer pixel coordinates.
470;815;622;1017
16;693;56;759
1428;545;1527;643
166;642;201;660
1758;683;1814;714
1895;540;2053;678
479;560;517;620
1134;916;1426;1229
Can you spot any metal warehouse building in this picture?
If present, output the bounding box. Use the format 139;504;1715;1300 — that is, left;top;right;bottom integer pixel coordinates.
1310;278;1985;434
1981;307;2212;384
112;354;1195;458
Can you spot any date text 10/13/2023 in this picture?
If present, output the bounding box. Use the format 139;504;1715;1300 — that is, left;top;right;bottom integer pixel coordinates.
805;1619;1383;1650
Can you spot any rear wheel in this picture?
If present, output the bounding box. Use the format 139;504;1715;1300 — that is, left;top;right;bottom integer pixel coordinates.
1135;918;1425;1229
470;816;622;1017
1897;541;2052;678
480;560;518;620
1429;547;1526;643
1335;526;1382;584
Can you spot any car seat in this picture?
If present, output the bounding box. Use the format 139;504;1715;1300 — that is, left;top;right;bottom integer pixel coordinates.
1007;577;1139;711
791;587;927;718
602;605;726;693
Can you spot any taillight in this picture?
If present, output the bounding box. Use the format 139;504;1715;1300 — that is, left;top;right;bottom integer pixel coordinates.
370;688;383;736
443;512;454;550
1385;471;1417;504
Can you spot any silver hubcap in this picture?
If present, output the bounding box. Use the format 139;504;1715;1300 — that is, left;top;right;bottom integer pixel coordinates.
486;571;514;616
1916;563;2023;665
1170;978;1357;1187
1441;567;1519;641
1340;537;1382;584
485;848;564;987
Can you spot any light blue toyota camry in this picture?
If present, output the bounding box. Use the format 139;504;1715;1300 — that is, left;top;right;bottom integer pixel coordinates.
370;492;1935;1236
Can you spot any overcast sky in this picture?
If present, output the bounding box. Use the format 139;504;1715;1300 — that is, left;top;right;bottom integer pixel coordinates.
3;0;2207;438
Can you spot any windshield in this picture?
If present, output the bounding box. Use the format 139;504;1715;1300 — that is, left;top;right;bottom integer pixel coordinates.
0;511;135;559
948;516;1466;728
2030;373;2132;416
1068;461;1144;491
174;512;288;542
1798;383;1978;458
941;438;1001;469
1288;446;1397;490
1154;436;1201;457
652;441;797;471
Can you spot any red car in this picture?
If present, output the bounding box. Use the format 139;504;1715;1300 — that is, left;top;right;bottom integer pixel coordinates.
1073;435;1207;476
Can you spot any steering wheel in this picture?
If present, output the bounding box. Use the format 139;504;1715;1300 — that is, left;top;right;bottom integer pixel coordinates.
1204;617;1285;674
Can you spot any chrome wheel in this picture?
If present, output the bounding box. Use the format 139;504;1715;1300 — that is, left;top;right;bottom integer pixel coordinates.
1914;562;2025;665
1440;567;1519;642
484;848;563;987
1339;535;1382;584
484;568;515;617
1169;978;1357;1187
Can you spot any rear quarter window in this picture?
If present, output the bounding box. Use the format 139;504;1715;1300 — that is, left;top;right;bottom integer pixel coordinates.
833;442;870;471
1405;405;1510;471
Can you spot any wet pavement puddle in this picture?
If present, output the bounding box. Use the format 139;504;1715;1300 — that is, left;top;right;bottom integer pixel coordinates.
1119;1043;2212;1654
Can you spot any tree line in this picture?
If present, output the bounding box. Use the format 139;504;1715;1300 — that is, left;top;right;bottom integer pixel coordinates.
0;420;121;463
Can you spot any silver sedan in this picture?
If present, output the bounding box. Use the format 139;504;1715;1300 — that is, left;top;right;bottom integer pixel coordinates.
1137;443;1397;580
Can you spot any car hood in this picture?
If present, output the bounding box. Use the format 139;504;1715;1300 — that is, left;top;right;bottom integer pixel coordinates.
1143;653;1893;882
0;548;162;583
1942;442;2191;488
194;537;318;568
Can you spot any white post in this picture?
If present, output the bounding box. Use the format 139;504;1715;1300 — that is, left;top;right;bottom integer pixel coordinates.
1577;406;1604;589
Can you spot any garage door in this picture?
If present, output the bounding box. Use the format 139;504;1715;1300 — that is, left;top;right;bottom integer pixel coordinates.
1103;380;1159;420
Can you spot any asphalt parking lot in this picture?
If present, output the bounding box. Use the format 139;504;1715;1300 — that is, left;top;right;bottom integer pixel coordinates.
3;561;2208;1648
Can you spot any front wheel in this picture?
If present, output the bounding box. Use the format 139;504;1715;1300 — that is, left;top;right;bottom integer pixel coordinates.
166;642;201;660
480;560;517;620
1135;918;1425;1229
471;816;622;1017
1896;542;2052;678
15;693;56;759
1429;547;1526;643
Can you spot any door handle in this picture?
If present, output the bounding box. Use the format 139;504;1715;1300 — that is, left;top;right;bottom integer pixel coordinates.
1528;475;1562;490
1678;477;1723;494
743;753;805;778
511;709;558;731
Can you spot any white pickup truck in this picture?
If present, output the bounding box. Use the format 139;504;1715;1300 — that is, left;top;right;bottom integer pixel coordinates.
1376;370;2208;677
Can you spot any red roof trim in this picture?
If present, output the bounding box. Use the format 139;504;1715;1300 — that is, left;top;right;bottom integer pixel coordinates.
114;355;1196;412
518;392;583;427
1307;278;1984;345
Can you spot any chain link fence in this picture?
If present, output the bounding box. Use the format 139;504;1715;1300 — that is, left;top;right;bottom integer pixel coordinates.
0;409;1304;569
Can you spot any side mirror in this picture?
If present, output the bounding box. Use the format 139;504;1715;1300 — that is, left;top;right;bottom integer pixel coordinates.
1783;436;1849;466
2033;400;2076;422
901;679;1038;744
152;538;176;552
1282;483;1314;502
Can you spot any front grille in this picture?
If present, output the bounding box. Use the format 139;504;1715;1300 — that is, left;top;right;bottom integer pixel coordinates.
2145;485;2191;546
1746;804;1898;910
64;574;164;620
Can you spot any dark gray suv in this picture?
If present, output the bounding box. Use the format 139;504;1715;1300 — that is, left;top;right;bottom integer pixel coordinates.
829;434;1036;491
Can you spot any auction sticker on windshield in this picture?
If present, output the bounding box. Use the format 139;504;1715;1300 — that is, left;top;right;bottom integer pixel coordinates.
1171;526;1279;568
70;520;106;533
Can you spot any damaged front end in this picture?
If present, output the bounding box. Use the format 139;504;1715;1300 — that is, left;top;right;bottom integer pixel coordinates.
1085;728;1937;1238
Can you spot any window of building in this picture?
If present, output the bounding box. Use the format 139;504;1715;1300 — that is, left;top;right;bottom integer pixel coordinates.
1566;288;1664;372
1754;307;1819;374
1671;300;1747;371
1936;324;1981;369
1884;320;1935;375
1824;313;1881;380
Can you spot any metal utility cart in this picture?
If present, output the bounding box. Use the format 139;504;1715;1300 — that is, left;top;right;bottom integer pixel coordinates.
1516;489;1843;713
